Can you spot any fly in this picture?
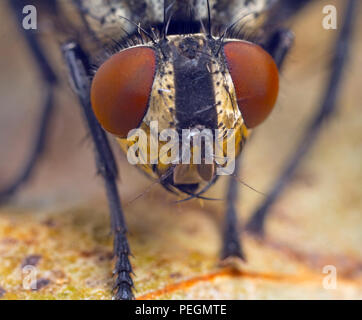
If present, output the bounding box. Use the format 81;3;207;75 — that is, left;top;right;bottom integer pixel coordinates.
2;0;358;299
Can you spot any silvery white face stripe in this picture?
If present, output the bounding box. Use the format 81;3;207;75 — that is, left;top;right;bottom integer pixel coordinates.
142;46;177;132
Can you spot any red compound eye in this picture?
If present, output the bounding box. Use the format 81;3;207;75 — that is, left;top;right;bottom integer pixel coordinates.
223;41;279;128
91;47;156;137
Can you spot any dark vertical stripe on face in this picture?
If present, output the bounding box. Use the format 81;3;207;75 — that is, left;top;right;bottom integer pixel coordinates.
172;37;217;131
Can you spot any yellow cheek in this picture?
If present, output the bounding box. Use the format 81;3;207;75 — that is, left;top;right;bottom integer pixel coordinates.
116;57;178;179
212;64;249;160
143;60;176;130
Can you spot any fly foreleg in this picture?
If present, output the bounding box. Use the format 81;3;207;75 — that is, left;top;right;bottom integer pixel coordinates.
62;42;134;300
221;157;244;260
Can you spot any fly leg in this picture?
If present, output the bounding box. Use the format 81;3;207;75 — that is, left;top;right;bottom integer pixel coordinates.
0;1;58;203
62;42;133;300
246;0;357;236
221;158;244;260
220;27;295;259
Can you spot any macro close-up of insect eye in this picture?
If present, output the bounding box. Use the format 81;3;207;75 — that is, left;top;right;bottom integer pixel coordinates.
0;0;361;305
